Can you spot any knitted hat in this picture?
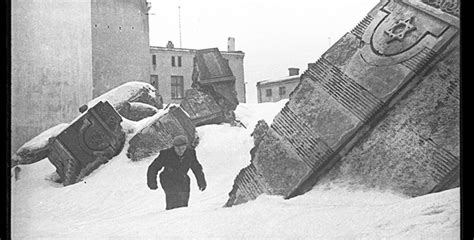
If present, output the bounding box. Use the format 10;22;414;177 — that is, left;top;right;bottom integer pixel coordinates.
172;135;188;146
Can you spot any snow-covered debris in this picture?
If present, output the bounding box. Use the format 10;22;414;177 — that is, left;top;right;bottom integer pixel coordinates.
86;81;160;109
11;102;459;239
118;102;159;121
12;123;69;165
127;106;197;162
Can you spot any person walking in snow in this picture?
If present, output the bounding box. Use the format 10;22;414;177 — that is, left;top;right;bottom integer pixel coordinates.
147;135;207;210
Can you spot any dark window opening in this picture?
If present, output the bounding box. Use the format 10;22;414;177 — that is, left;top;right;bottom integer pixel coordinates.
131;26;135;30
279;86;286;96
94;24;98;27
152;55;157;65
119;26;122;30
171;76;184;99
266;89;272;97
178;56;182;67
171;56;176;67
107;25;110;29
150;75;159;92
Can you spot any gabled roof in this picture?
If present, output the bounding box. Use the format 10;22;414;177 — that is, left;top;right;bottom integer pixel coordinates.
195;48;236;84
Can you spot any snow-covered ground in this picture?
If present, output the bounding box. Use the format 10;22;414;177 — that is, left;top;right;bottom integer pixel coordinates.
11;100;460;239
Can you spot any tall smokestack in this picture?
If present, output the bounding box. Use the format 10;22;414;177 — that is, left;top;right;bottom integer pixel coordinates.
228;37;235;51
288;67;299;76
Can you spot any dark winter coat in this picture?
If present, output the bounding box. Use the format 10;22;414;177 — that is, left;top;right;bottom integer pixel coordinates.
147;147;206;209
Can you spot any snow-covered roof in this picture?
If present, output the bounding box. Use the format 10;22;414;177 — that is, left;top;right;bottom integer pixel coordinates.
257;74;301;85
150;46;245;56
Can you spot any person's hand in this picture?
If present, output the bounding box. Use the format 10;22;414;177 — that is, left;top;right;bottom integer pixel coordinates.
199;184;206;191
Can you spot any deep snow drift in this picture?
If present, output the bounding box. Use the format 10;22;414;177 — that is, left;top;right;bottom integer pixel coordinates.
11;100;459;239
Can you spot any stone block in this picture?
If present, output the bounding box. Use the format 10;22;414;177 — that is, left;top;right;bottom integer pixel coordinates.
226;0;460;206
48;101;125;186
192;48;239;123
117;102;158;122
126;106;197;162
83;82;163;116
180;89;225;127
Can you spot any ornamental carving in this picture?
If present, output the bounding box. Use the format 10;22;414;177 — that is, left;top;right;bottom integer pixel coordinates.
384;17;417;43
421;0;460;17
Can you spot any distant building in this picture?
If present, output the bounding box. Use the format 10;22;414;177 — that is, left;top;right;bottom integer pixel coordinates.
256;68;301;103
150;38;246;104
11;0;151;154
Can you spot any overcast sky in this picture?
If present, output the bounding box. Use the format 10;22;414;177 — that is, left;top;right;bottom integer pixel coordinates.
148;0;379;103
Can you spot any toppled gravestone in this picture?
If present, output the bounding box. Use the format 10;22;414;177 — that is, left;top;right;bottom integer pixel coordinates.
11;123;69;167
82;81;163;121
180;89;225;127
180;48;239;126
48;101;126;186
226;0;460;206
126;106;197;162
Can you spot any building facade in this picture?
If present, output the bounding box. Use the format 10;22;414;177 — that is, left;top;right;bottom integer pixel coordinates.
11;0;150;154
256;68;301;103
150;38;246;104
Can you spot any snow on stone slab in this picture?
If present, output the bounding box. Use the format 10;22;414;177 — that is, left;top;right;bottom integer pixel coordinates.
128;101;159;112
120;107;171;137
10;102;459;239
87;81;157;109
67;82;158;124
13;123;69;165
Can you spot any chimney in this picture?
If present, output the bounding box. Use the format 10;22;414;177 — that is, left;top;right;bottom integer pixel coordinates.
288;67;299;76
166;41;174;48
228;37;235;51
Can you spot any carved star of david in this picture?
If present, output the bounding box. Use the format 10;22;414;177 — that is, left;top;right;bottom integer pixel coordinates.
384;17;416;43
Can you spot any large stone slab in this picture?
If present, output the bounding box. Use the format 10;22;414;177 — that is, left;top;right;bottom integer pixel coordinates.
83;81;163;120
48;101;126;186
180;89;225;127
126;106;197;162
323;44;460;197
191;48;239;123
226;0;459;206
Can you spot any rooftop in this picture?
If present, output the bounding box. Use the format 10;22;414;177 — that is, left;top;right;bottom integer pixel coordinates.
257;74;301;86
150;46;245;56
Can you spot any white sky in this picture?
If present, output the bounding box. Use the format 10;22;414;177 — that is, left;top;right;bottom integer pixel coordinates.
148;0;379;103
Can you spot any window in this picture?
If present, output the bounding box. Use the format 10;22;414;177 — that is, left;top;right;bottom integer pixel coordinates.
152;55;156;65
266;89;272;97
171;76;184;99
150;75;158;91
178;56;182;67
171;56;176;67
279;86;286;96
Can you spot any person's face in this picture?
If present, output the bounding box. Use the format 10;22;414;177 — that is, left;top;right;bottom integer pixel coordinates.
174;145;187;156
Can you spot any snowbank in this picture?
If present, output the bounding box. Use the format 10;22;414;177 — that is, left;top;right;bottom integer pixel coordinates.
10;102;459;239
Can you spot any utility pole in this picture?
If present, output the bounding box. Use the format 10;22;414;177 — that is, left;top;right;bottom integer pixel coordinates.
178;5;182;48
